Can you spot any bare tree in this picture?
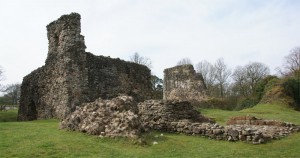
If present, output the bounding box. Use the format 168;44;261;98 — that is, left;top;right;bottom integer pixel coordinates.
0;66;4;91
214;58;231;98
177;58;192;66
232;62;269;97
245;62;270;94
278;47;300;76
4;83;21;105
195;60;216;95
231;66;250;97
129;52;152;68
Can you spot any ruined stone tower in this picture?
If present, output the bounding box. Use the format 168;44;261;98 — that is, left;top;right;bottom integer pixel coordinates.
163;64;207;102
18;13;152;121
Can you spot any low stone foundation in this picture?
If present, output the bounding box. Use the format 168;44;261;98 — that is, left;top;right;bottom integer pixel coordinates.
166;121;299;144
138;100;300;144
226;116;294;126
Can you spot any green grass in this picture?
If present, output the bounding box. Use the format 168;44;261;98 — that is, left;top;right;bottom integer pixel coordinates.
1;104;300;158
0;109;18;122
201;103;300;125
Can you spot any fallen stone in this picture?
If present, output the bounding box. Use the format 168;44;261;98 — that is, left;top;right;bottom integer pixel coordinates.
60;95;141;138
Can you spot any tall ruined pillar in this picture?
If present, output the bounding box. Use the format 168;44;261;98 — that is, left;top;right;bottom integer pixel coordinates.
163;64;207;102
45;13;88;119
18;13;88;120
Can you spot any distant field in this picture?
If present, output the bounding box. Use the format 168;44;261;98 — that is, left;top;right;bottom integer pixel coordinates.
0;109;18;122
1;104;300;158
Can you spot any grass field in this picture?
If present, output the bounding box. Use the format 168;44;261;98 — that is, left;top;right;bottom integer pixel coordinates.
1;103;300;158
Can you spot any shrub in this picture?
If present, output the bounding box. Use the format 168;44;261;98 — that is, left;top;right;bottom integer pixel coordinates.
254;75;279;102
196;97;236;110
259;75;300;110
235;97;258;110
282;77;300;110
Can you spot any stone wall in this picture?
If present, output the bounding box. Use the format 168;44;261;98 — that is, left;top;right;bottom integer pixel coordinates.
18;13;152;121
85;53;151;102
163;65;207;102
138;99;213;132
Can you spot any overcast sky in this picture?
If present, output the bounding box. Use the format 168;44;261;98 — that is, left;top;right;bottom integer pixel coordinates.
0;0;300;86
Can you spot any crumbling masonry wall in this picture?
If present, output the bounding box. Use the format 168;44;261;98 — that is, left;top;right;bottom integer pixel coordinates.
18;13;152;121
138;99;213;132
163;65;207;102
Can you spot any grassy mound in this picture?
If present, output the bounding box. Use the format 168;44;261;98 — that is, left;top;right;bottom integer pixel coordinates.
259;75;300;110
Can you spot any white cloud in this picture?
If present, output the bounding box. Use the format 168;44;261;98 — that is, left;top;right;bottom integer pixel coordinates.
0;0;300;85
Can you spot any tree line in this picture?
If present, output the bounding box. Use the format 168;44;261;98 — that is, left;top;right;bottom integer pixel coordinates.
131;47;300;110
0;66;21;107
0;83;20;106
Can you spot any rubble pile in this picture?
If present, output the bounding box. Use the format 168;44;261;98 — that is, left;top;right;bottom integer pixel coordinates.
60;96;141;138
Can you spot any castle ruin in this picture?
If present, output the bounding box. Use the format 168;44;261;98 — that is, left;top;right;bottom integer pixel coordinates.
18;13;300;144
18;13;152;121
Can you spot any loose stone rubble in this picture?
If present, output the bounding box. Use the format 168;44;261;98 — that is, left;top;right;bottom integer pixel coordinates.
61;95;300;144
60;95;141;138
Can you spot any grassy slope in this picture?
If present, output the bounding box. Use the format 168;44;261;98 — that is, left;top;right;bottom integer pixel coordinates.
201;103;300;125
1;105;300;158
